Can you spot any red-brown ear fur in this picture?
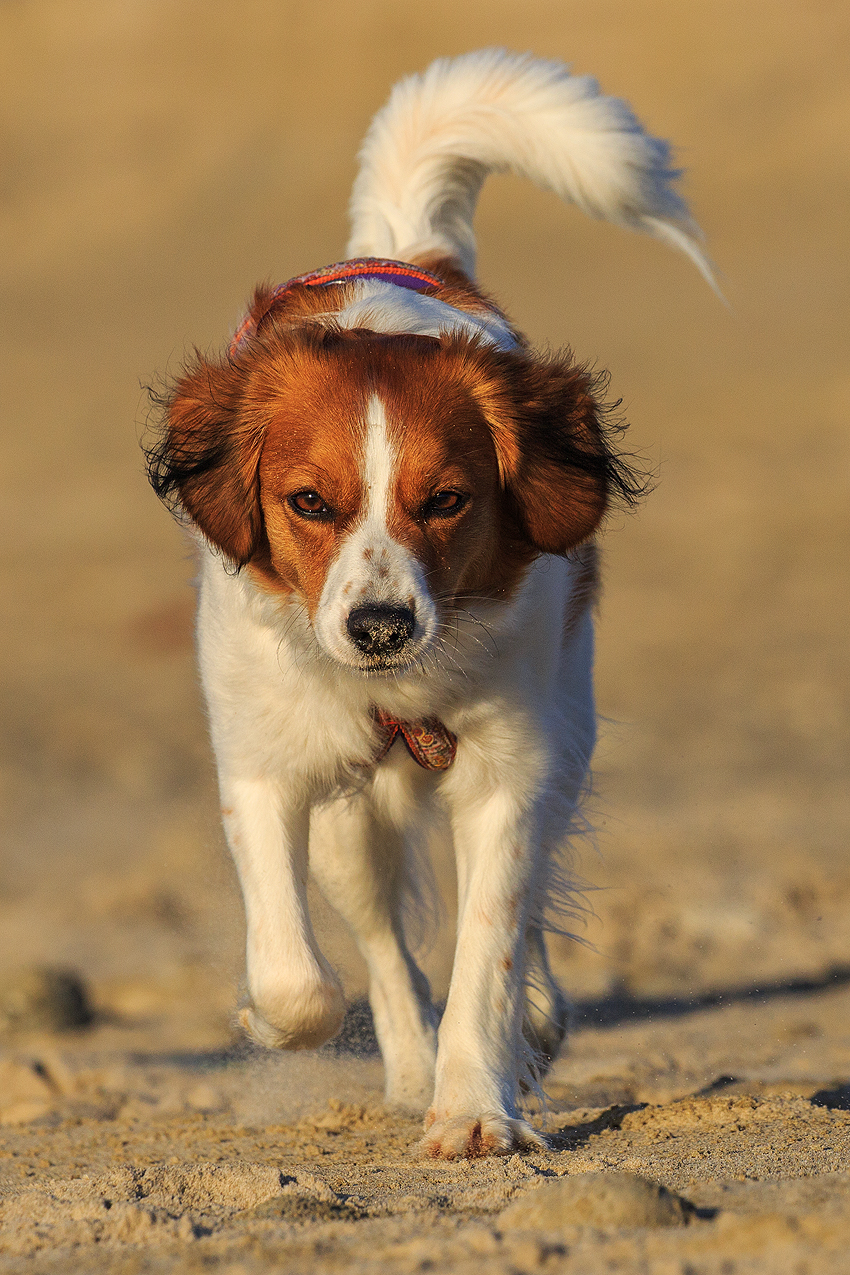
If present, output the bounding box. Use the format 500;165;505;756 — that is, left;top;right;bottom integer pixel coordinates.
444;340;637;556
148;358;265;566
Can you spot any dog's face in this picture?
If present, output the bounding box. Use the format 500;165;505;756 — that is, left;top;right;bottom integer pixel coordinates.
156;315;624;673
257;347;507;670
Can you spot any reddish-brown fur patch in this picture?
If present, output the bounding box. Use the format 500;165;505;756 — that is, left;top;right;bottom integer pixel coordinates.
466;1121;485;1157
246;331;531;613
245;279;361;336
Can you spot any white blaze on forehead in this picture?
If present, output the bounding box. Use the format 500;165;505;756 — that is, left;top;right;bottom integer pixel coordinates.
313;392;439;668
361;393;396;528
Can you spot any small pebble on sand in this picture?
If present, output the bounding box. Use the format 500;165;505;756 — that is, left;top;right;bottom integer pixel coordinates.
0;966;93;1033
498;1171;694;1230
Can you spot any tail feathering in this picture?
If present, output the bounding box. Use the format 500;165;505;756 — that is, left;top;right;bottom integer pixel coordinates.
346;48;716;290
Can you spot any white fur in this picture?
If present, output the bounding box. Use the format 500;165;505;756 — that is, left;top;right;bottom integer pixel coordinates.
321;279;518;349
314;395;438;669
347;47;715;288
193;50;709;1156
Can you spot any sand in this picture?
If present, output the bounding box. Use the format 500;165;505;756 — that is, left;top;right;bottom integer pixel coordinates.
1;1;848;1270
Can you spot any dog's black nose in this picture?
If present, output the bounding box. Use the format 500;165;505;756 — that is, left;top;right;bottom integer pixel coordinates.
347;605;415;656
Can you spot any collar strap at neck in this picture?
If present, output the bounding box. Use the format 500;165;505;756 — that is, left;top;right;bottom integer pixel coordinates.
288;258;443;292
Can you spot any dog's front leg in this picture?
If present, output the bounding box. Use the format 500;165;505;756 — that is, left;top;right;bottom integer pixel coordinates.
219;775;345;1050
422;782;547;1158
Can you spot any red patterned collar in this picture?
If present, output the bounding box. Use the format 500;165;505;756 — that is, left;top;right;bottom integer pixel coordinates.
373;709;457;771
284;257;443;292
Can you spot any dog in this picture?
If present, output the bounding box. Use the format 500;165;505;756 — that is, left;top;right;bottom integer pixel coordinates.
147;49;710;1159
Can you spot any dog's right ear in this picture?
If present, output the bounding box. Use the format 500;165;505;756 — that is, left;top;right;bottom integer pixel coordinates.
147;358;265;567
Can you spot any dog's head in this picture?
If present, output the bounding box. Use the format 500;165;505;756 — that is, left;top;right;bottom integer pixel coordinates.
149;298;639;673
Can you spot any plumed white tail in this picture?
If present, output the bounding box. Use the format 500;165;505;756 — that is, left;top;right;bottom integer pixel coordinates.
347;49;715;288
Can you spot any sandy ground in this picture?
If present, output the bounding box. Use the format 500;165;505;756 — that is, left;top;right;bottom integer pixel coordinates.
1;1;848;1270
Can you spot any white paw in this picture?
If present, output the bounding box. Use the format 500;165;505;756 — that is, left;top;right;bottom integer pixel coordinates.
240;976;345;1051
420;1111;545;1159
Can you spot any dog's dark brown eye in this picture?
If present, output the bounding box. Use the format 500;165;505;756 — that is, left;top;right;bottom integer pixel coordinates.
422;490;468;519
289;490;333;519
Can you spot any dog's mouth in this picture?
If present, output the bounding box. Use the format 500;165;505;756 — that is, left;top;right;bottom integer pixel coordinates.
344;643;429;677
332;646;437;679
352;655;420;676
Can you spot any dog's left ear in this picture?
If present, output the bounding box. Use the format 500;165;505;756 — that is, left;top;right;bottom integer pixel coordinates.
476;353;634;555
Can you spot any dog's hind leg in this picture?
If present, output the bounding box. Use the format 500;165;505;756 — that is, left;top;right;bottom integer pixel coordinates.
309;794;438;1111
522;925;571;1076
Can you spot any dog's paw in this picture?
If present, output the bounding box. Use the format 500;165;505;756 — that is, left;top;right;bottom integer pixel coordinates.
239;977;345;1051
420;1111;545;1159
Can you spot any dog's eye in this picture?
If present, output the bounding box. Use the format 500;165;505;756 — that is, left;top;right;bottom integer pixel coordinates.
288;490;333;519
421;490;468;520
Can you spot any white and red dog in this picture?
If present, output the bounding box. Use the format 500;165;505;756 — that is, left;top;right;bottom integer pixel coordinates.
148;50;710;1158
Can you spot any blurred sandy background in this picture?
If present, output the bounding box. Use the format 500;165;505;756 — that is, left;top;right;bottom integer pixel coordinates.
1;3;850;1270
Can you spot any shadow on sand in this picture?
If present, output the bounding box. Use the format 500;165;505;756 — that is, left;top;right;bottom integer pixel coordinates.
128;963;850;1074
